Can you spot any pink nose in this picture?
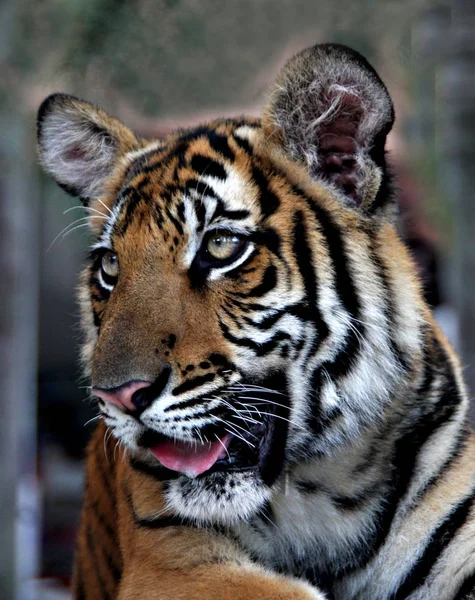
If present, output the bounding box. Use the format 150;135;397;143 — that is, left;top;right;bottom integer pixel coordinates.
93;380;152;412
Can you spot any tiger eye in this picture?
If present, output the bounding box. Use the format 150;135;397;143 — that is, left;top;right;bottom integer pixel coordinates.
207;234;242;261
101;251;119;278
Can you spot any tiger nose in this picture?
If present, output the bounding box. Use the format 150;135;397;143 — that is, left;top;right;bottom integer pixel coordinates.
93;380;153;412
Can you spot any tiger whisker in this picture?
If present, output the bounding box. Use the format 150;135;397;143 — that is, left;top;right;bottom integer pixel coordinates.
228;384;285;396
213;417;255;448
235;400;263;418
223;428;255;449
84;414;102;427
218;398;261;425
96;198;114;216
114;438;121;461
235;395;290;411
237;405;305;431
219;416;258;439
214;434;231;460
103;426;114;463
48;216;107;252
63;205;108;219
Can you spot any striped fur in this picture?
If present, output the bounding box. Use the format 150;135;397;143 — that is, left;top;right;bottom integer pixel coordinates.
38;44;475;599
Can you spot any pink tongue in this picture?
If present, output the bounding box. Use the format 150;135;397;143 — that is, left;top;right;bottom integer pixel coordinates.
150;435;231;478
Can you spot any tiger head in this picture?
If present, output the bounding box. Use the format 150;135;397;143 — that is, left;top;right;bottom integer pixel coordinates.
37;44;423;524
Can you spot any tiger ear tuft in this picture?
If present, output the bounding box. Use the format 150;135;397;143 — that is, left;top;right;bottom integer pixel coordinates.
37;93;141;204
263;43;395;214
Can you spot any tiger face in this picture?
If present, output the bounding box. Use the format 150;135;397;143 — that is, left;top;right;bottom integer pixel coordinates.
38;44;421;525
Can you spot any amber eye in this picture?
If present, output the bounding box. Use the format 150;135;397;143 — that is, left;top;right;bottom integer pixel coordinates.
206;233;244;262
101;251;119;279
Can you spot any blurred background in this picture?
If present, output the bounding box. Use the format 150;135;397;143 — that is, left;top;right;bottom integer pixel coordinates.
0;0;473;598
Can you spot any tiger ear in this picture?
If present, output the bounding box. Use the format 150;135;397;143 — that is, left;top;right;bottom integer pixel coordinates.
263;43;395;215
37;93;141;204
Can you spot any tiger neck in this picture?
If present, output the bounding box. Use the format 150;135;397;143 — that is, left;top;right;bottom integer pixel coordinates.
236;320;468;583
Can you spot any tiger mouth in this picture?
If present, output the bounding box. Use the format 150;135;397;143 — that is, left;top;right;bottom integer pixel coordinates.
137;386;289;485
138;412;271;477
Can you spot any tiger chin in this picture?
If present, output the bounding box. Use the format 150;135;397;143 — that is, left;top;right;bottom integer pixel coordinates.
38;43;475;600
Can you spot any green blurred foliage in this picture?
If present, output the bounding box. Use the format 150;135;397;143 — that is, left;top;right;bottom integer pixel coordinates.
5;0;446;118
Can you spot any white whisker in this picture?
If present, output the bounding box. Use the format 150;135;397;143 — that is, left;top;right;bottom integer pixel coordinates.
47;216;107;251
228;383;285;396
214;434;231;460
213;417;255;448
236;395;289;411
84;414;102;427
238;405;305;431
63;205;108;218
96;198;114;216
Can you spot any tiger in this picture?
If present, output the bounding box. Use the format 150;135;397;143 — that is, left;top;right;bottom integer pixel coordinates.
37;43;475;599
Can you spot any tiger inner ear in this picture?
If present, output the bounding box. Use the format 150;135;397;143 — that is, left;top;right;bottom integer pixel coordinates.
316;92;363;204
37;93;141;204
263;43;395;213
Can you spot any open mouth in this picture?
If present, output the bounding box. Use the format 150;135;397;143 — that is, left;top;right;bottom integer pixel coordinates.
137;376;290;485
138;413;270;477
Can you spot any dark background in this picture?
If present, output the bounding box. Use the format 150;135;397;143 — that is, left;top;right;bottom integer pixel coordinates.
0;1;474;598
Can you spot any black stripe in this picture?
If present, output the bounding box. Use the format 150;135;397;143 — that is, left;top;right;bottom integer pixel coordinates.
122;146;165;181
164;395;213;414
407;424;470;511
416;356;435;399
290;186;364;436
207;132;235;161
339;356;464;577
208;353;235;370
233;133;253;154
208;194;247;221
186;178;221;201
165;206;184;236
210;198;250;221
92;307;102;329
252;166;280;218
85;528;112;600
135;514;194;529
114;187;143;236
331;486;380;511
235;264;277;298
295;478;378;511
392;491;475;599
177;201;186;223
190;155;227;181
220;320;290;356
194;198;207;232
222;305;242;326
454;568;475;599
298;188;361;319
250;227;282;259
85;493;117;543
95;527;121;584
171;373;216;396
134;507;226;535
228;299;270;312
257;371;290;486
243;307;290;330
92;453;116;504
292;210;330;340
368;236;409;371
